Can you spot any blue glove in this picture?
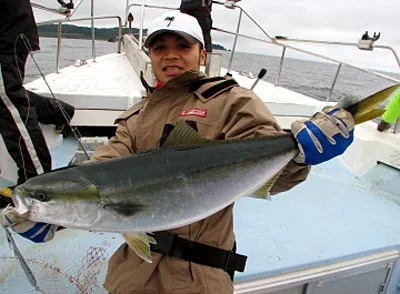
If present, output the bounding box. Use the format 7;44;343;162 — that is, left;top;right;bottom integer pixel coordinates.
291;107;354;165
1;207;59;243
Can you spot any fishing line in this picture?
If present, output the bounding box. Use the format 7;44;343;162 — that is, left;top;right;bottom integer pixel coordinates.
17;34;91;160
13;34;38;180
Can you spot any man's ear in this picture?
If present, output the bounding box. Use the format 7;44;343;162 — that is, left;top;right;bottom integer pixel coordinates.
200;49;206;66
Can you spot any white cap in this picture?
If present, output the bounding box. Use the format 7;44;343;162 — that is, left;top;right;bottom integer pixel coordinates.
144;11;205;48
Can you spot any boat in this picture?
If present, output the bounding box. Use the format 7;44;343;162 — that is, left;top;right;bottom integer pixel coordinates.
1;1;400;293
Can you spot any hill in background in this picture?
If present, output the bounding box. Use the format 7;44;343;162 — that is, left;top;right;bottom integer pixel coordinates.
37;24;227;51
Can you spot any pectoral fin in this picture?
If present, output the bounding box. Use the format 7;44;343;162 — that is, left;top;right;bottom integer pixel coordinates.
250;169;285;200
103;203;148;216
123;232;157;263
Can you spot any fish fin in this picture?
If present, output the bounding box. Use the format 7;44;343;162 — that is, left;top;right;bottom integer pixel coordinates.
162;120;214;148
103;203;148;216
250;179;275;200
123;232;156;263
339;83;400;124
250;168;285;200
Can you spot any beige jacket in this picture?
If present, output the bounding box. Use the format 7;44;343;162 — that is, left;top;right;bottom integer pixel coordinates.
91;71;310;293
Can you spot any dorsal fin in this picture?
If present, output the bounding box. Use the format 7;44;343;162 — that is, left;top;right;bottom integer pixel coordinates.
162;120;214;148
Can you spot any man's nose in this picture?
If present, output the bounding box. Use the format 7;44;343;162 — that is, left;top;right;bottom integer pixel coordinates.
164;48;179;59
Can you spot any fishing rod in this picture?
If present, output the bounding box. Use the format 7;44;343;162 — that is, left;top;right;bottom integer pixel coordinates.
3;227;40;291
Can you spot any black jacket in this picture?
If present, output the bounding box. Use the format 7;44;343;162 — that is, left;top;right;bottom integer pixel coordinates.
180;0;212;11
0;0;40;53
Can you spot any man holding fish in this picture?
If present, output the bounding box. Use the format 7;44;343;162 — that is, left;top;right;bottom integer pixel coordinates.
1;11;357;294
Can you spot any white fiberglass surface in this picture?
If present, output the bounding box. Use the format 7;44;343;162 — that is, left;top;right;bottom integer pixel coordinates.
26;53;145;97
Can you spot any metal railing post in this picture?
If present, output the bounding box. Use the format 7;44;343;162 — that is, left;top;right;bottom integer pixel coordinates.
125;0;130;26
328;63;342;101
227;9;243;74
42;16;122;69
117;20;122;53
91;0;96;62
393;118;399;134
56;22;62;73
275;47;286;86
138;0;145;51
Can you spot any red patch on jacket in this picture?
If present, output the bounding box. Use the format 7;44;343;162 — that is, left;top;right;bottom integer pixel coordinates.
179;108;208;118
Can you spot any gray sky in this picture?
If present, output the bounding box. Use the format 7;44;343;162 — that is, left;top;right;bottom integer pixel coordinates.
34;0;400;72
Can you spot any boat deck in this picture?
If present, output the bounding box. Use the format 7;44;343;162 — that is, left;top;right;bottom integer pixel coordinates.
25;52;146;126
1;137;400;293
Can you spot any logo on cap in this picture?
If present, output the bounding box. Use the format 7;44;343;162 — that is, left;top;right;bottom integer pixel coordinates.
164;16;175;27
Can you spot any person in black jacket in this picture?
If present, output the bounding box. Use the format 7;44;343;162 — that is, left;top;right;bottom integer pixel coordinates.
180;0;213;52
180;0;242;53
0;0;75;206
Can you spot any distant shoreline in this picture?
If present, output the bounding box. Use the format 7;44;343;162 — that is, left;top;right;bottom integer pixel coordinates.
38;24;228;51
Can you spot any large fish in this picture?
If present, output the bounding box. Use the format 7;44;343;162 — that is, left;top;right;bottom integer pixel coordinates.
4;83;399;262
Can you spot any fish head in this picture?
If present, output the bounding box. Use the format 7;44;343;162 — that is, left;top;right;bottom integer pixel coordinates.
12;167;99;217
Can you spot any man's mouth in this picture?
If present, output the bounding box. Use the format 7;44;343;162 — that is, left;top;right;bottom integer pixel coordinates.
163;66;183;74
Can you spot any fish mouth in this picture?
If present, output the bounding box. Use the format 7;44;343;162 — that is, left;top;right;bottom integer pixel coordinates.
12;188;32;215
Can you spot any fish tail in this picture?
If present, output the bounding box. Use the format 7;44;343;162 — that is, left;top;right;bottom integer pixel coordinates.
337;83;400;125
123;232;157;263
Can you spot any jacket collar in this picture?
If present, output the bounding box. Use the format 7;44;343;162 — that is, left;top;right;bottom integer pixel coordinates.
159;71;207;90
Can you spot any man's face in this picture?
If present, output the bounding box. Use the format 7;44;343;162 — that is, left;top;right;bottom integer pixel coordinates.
149;33;206;84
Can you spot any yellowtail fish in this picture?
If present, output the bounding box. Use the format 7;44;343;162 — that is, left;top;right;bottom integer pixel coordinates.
5;83;399;262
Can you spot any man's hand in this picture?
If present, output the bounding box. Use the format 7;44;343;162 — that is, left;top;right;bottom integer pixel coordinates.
1;207;59;243
291;107;354;165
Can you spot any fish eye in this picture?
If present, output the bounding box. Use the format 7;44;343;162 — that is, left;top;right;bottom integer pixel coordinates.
35;192;48;202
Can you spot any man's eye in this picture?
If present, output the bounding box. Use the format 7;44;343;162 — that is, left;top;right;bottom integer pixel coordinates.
152;45;165;51
179;44;191;49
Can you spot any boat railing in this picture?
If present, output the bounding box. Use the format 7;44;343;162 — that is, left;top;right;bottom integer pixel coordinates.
32;0;399;134
127;0;400;134
214;0;400;134
126;2;177;52
33;1;123;73
53;16;123;73
212;1;400;95
32;0;85;19
128;1;399;97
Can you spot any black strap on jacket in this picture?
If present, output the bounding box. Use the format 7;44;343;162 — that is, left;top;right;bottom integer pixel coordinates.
150;231;247;275
140;71;154;94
